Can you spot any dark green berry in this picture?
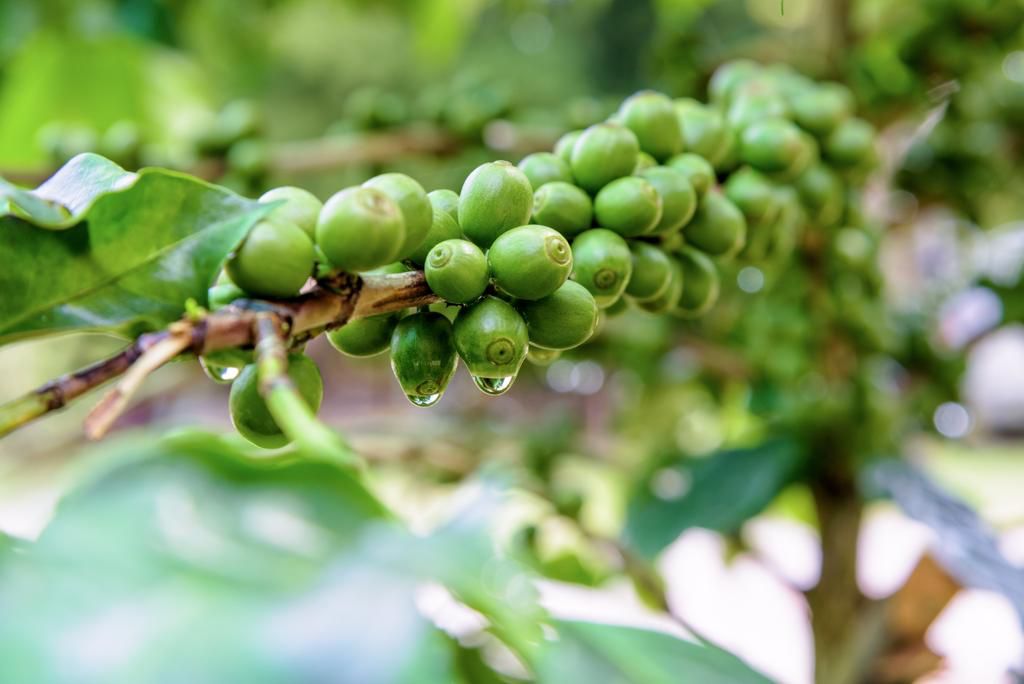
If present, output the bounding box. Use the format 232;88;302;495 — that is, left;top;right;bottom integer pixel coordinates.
684;191;747;258
593;176;663;237
638;257;683;313
390;312;458;407
637;166;698;235
675;246;719;318
259;186;323;240
624;242;672;302
453;296;529;380
327;313;400;357
617;90;683;161
739;118;805;173
226;218;315;298
532;182;594;239
724;167;780;226
519;281;599;350
824;118;875;168
571;228;632;308
364;173;433;259
570;123;640;193
488;225;573;300
459;161;534;248
795;164;844;226
666;153;715;196
316;186;406;272
425;239;489;304
518;152;573;189
229;354;323;449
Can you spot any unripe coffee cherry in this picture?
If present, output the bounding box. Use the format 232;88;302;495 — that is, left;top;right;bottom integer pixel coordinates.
675;246;720;318
364;173;433;258
229;354;323;449
724;167;780;227
624;242;673;302
674;99;731;166
453;296;529;385
327;313;400;357
407;204;462;266
259;186;323;239
459;161;534;248
824;118;875;168
684;191;747;258
617;90;683;161
428;189;460;223
488;225;573;300
554;129;584;164
207;282;246;310
638;257;683;313
571;228;632;308
726;88;790;132
519;280;599;350
666;153;715;196
226;217;315;298
594;177;663;237
532;182;594;239
740;118;805;173
708;59;760;105
425;238;489;304
634;151;658;173
518;152;573;189
316;186;406;272
790;83;853;136
570;123;640;193
795;163;844;227
770;130;818;183
637;166;698;235
390;312;458;407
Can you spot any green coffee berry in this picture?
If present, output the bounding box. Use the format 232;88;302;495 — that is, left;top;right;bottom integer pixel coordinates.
425;238;489;304
532;181;594;239
407;204;463;266
459;161;534;248
519;280;599;350
453;296;529;384
327;313;399;357
488;225;573;300
684;191;747;258
571;228;633;308
795;163;844;227
617;90;683;161
427;189;460;223
259;186;323;240
316;186;406;272
666;153;716;196
229;354;323;449
364;173;433;258
634;151;658;173
708;59;760;105
226;217;315;298
739;118;805;173
790;85;852;137
569;123;640;193
824;118;875;168
674;99;731;166
603;295;631;317
527;346;562;366
770;130;819;183
726;88;789;132
593;176;663;237
637;166;697;235
624;242;673;302
554;129;584;164
518;152;573;189
390;312;458;407
724;167;780;226
638;257;683;314
208;282;246;310
675;246;720;317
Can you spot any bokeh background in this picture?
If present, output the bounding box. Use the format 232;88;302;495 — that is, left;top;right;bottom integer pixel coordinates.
2;1;1024;682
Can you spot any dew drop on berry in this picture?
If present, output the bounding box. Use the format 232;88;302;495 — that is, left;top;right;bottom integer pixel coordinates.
472;375;516;396
405;392;442;407
200;357;240;384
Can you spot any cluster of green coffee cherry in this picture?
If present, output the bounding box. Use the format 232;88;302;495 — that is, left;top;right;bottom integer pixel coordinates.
208;60;877;448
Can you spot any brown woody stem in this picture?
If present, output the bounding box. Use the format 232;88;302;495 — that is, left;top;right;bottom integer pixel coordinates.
0;271;439;439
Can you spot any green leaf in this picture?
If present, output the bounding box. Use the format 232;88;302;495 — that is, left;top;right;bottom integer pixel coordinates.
0;154;269;344
537;620;772;684
623;439;805;558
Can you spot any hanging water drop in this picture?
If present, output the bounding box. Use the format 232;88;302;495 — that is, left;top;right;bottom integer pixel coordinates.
200;357;240;383
472;375;515;396
405;392;442;407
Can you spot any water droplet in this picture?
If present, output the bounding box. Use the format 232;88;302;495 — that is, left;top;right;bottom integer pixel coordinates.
472;375;515;396
200;357;240;383
406;393;441;407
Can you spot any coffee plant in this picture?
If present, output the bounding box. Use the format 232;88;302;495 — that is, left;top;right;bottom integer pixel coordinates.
0;53;1017;684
